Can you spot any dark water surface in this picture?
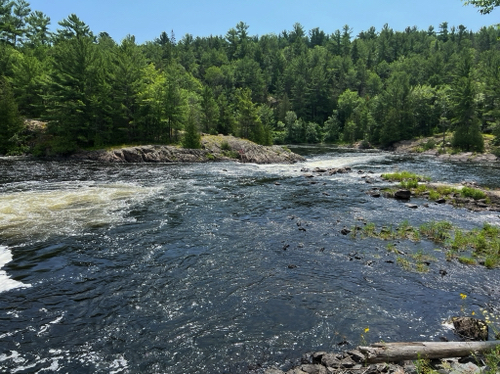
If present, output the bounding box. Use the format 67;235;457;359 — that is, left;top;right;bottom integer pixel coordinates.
0;148;499;373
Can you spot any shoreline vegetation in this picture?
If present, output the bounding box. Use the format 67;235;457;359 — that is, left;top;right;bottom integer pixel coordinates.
2;1;500;158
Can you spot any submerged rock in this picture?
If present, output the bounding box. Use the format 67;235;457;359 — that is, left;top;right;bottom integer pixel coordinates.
452;317;488;341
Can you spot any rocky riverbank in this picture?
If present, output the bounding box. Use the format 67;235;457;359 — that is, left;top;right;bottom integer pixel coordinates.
264;348;496;374
69;135;305;164
389;137;499;163
265;318;499;374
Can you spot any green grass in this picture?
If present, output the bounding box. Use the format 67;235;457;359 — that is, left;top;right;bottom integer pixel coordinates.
484;345;500;374
458;256;476;265
428;190;440;200
460;186;487;200
419;221;453;242
400;179;419;189
381;171;431;182
350;220;500;269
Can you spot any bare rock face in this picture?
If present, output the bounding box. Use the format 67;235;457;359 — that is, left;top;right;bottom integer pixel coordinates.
70;135;305;164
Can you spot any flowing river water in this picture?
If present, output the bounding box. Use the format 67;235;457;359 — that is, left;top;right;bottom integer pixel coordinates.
0;147;499;373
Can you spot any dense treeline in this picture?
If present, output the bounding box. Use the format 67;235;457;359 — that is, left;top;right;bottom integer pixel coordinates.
0;0;499;155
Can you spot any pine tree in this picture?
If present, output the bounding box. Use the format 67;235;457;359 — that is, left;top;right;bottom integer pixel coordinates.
450;52;484;152
0;77;24;154
45;35;110;152
182;107;201;149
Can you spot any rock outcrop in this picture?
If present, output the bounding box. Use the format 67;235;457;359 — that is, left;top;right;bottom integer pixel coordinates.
69;135;305;164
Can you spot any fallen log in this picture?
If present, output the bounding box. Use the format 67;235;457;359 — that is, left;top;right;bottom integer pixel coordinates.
359;341;500;363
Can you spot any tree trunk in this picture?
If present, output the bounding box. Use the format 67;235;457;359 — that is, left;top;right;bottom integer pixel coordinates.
359;341;500;363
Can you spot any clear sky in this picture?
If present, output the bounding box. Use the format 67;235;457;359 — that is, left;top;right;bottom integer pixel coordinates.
27;0;498;44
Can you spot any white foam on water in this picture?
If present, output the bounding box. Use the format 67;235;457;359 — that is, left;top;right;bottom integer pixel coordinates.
0;183;159;241
0;245;31;293
37;313;65;337
254;152;390;178
0;346;128;373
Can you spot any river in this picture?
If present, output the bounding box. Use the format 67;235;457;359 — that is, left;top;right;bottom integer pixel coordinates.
0;147;499;373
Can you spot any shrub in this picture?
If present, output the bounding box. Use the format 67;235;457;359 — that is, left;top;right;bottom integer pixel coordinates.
220;140;231;151
460;187;486;200
422;139;436;151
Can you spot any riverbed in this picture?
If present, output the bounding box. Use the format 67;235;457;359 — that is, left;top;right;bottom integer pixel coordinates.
0;147;499;373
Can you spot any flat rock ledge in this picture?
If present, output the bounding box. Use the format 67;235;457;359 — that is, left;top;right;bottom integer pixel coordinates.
69;135;305;164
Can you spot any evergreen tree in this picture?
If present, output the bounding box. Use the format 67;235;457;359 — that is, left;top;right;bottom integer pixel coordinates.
0;77;24;154
45;35;110;151
463;0;500;14
235;88;264;143
182;107;201;149
450;52;484;151
200;85;219;133
110;35;146;143
216;92;236;135
163;77;186;143
24;10;51;47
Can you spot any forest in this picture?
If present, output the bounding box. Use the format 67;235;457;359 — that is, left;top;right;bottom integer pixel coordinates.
0;0;500;155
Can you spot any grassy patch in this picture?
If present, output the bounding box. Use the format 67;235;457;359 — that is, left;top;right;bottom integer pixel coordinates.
460;186;487;200
355;221;500;268
458;256;476;265
381;171;431;182
419;221;453;242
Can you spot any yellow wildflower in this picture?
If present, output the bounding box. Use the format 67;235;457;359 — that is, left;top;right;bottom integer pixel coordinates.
460;293;467;299
364;327;370;333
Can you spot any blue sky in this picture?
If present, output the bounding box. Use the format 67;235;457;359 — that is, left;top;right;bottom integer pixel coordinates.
28;0;498;44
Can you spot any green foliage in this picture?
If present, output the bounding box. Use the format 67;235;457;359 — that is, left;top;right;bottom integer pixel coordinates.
458;256;476;265
0;77;25;154
460;186;487;200
182;108;201;149
483;345;500;374
2;5;500;153
422;139;436;151
381;171;430;189
463;0;500;14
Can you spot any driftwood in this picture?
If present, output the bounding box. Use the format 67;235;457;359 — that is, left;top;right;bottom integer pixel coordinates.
359;341;500;363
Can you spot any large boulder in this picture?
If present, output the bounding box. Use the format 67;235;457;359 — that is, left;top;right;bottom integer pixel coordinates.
394;189;411;200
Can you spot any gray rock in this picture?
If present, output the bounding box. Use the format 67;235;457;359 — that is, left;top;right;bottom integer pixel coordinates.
341;228;351;235
321;353;342;368
340;357;356;368
70;136;305;164
395;189;411;199
299;364;328;374
347;350;366;363
449;362;481;374
312;351;327;364
286;369;307;374
405;203;418;209
265;368;286;374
